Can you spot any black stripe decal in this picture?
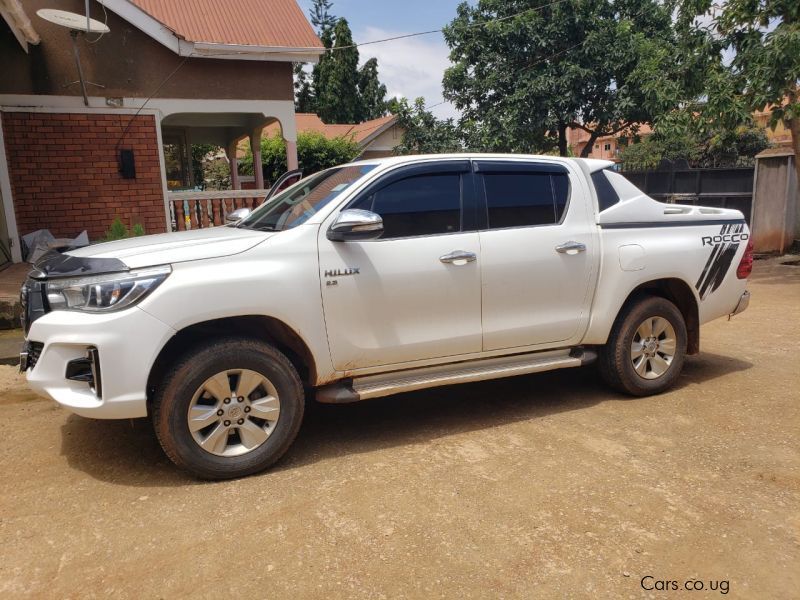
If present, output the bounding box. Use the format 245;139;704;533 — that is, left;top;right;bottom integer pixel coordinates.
695;223;742;300
600;219;745;229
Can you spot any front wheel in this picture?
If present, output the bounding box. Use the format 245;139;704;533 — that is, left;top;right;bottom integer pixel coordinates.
599;296;688;396
153;338;304;479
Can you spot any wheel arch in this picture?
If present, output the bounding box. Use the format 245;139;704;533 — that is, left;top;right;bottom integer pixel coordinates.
615;278;700;355
146;315;317;411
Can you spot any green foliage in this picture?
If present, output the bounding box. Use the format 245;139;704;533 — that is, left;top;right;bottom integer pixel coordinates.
317;19;361;124
202;157;232;190
102;218;145;242
620;125;770;170
294;63;315;113
393;98;463;155
190;144;218;188
309;0;337;35
239;131;361;184
675;0;799;178
442;0;709;156
358;58;388;121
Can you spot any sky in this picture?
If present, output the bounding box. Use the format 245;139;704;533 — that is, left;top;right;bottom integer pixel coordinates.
296;0;472;120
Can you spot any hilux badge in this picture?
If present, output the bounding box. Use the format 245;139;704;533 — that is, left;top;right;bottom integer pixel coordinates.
324;268;360;278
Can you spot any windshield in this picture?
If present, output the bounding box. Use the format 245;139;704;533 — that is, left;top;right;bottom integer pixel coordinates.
237;164;377;232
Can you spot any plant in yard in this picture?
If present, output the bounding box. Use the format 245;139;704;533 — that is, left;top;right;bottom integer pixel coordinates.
239;131;361;184
101;218;145;242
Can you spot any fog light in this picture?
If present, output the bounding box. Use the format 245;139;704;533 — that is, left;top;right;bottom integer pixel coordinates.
65;347;102;397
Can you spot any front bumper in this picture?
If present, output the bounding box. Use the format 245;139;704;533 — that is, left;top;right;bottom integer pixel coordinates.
23;307;175;419
730;290;750;317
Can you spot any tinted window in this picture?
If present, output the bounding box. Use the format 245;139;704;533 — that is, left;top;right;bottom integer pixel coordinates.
354;173;462;238
483;171;569;229
591;170;620;212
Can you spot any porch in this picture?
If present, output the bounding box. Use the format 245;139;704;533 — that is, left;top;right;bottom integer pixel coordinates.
160;107;295;231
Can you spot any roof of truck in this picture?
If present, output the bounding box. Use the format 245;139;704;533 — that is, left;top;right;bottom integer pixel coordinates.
350;154;615;172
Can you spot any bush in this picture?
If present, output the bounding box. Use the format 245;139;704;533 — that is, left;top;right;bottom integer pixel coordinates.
240;131;362;185
102;218;145;242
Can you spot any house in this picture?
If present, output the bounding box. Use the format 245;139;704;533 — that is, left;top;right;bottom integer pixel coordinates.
0;0;323;264
567;123;653;161
260;112;403;159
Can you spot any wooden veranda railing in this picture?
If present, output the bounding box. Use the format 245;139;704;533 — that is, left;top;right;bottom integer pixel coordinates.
166;189;271;232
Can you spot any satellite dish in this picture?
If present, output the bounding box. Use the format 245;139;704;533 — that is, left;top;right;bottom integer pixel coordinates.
36;9;110;34
36;7;110;106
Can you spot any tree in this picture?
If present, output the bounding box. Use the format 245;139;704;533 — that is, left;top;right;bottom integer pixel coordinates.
442;0;706;156
393;97;463;154
680;0;800;182
316;19;361;124
309;0;337;35
357;58;388;120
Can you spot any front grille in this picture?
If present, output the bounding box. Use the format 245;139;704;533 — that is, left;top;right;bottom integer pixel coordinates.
20;279;48;334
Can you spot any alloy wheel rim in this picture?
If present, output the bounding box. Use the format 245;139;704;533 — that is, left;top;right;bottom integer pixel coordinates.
630;316;677;380
187;369;281;457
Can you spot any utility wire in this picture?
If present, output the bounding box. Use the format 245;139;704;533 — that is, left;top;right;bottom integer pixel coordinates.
191;0;578;58
113;56;189;150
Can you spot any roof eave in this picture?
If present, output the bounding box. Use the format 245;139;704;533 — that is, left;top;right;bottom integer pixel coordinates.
191;42;325;63
0;0;41;53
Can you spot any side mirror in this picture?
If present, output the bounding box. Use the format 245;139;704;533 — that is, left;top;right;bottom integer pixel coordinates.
225;207;251;224
327;209;384;242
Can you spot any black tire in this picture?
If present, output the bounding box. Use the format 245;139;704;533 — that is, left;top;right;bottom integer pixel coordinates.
599;295;688;396
153;337;304;480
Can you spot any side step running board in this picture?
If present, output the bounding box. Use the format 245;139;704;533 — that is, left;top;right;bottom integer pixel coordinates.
316;348;596;404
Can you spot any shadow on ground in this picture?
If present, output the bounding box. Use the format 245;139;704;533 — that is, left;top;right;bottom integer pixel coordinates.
60;351;752;487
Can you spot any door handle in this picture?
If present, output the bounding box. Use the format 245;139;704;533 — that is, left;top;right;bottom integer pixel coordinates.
555;241;587;255
439;250;477;264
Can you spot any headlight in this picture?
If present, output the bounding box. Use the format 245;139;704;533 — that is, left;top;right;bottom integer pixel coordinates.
45;265;171;312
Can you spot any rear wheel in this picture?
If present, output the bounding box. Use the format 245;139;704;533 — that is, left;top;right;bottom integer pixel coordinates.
599;296;687;396
153;338;304;479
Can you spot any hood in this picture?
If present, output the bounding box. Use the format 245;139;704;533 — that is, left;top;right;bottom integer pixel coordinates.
65;227;272;270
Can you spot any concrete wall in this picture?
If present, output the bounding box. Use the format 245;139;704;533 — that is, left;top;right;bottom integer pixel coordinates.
0;0;293;102
751;150;798;254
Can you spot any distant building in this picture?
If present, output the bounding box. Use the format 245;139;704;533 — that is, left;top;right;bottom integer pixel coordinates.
567;124;653;162
261;113;404;159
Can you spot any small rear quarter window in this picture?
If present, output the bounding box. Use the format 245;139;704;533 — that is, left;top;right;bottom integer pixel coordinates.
592;170;621;212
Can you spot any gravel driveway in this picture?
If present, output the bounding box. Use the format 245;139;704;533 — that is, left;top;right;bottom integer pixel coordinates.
1;258;798;599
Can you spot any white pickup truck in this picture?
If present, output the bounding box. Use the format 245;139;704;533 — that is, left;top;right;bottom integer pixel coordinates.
20;154;752;479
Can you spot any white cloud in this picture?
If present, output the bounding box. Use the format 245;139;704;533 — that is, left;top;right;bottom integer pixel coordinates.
356;26;459;120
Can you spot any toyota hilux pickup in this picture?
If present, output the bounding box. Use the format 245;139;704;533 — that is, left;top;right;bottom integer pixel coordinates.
20;154;752;479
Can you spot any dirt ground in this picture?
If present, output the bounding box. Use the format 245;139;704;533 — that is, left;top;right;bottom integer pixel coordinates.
1;259;798;599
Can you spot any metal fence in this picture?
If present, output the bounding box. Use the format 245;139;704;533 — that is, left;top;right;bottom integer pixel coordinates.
621;165;755;223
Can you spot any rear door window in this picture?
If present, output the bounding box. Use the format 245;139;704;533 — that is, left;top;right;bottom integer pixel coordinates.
479;165;570;229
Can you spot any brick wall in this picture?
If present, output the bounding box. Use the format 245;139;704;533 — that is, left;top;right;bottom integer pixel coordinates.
1;112;166;241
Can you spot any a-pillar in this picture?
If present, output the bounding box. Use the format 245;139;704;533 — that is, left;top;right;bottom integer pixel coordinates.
226;141;240;190
250;128;264;189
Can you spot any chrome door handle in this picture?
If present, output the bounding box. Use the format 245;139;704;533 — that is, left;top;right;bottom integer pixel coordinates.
555;241;587;255
439;250;477;264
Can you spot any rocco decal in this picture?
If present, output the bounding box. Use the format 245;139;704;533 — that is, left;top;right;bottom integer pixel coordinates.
696;223;747;300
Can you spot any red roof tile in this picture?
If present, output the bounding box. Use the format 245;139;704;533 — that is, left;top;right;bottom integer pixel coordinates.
130;0;323;49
